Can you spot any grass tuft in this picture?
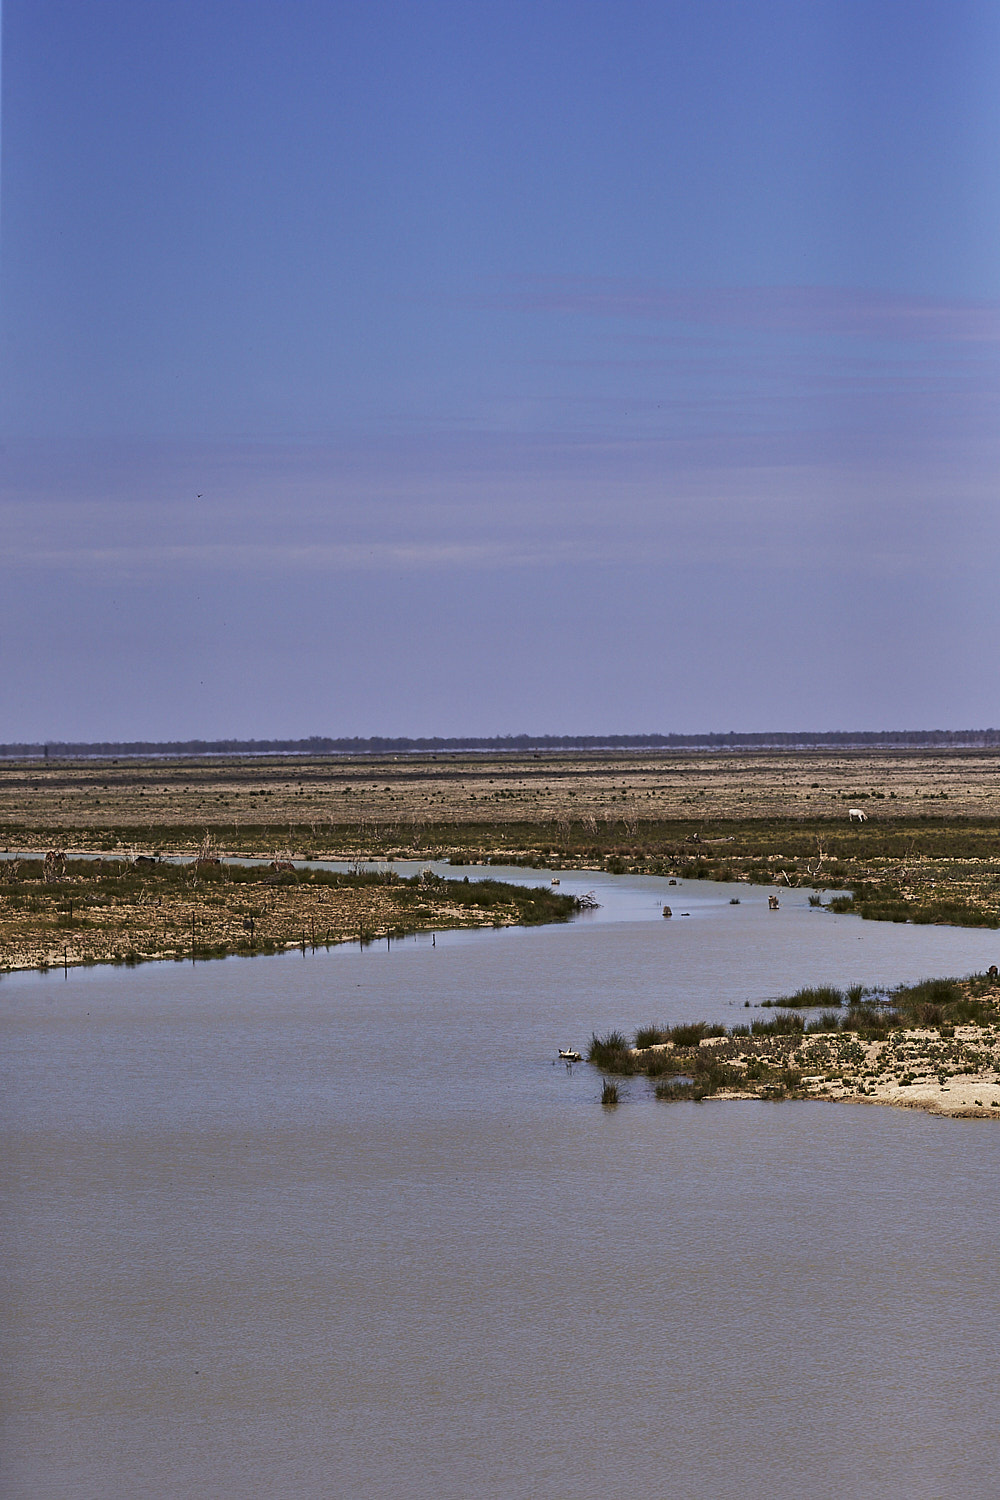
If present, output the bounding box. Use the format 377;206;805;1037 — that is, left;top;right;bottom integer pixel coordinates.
655;1080;696;1101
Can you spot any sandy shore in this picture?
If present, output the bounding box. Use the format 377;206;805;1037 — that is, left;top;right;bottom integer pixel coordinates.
790;1026;1000;1117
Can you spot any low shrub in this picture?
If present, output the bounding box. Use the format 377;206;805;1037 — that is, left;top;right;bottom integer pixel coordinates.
805;1010;842;1033
655;1080;696;1101
587;1030;634;1073
784;984;843;1009
641;1050;681;1078
668;1021;714;1047
690;1058;742;1094
750;1013;805;1036
843;1001;897;1037
634;1023;670;1049
899;977;961;1009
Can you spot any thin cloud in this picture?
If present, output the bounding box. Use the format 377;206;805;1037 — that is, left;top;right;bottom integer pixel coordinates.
494;277;1000;344
4;540;522;573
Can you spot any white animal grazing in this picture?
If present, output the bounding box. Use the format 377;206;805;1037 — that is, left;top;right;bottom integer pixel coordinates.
848;808;868;823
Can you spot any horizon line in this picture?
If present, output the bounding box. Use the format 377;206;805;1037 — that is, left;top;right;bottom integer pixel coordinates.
3;730;1000;760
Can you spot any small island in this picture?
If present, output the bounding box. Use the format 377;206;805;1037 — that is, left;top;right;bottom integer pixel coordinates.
588;975;1000;1119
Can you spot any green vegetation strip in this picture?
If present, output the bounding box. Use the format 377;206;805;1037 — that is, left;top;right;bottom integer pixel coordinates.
6;814;1000;926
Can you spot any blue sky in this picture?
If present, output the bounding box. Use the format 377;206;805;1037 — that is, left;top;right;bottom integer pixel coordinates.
3;0;999;739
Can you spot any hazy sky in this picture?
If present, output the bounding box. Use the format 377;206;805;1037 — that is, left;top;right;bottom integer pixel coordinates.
3;0;1000;740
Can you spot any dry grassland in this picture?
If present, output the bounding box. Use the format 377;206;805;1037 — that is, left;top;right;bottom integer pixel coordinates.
2;747;999;845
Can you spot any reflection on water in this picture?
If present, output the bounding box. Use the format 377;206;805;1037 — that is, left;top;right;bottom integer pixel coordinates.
2;870;999;1498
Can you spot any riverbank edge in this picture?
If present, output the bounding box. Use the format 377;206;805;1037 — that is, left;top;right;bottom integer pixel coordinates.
703;1048;1000;1119
0;857;580;977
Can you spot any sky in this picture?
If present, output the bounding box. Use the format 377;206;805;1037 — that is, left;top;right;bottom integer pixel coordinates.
3;0;1000;741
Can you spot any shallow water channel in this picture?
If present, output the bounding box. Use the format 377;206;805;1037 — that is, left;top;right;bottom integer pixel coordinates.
2;866;1000;1498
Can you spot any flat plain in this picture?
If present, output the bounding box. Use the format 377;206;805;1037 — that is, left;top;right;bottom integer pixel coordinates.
3;745;1000;842
4;747;1000;971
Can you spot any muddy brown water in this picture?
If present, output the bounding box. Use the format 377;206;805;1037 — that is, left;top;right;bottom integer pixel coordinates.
2;867;1000;1498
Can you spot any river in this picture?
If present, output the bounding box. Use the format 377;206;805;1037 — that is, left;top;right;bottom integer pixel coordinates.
2;867;999;1498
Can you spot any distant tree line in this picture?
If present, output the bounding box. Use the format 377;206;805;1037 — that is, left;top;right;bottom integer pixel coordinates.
5;730;1000;759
